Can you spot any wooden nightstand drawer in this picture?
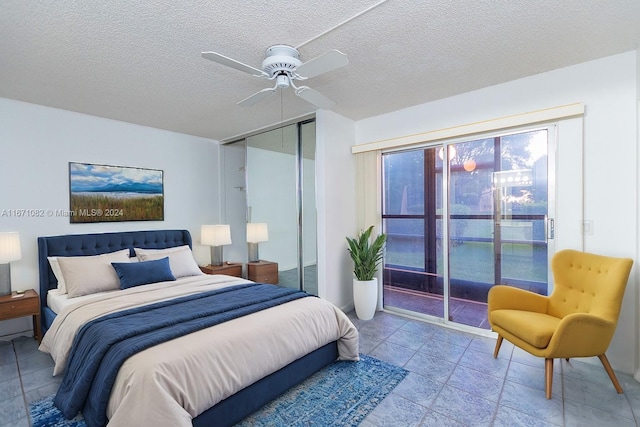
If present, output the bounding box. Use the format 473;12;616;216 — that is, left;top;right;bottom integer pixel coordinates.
247;261;278;284
0;289;42;343
200;263;243;278
0;291;38;319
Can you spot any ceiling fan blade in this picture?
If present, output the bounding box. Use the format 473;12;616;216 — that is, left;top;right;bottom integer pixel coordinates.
238;87;277;107
201;52;268;77
295;86;336;109
295;50;349;79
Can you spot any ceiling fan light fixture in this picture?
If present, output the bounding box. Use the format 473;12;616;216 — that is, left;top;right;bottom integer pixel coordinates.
276;74;290;89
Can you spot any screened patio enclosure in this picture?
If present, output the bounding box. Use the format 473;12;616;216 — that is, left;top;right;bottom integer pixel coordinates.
382;127;554;329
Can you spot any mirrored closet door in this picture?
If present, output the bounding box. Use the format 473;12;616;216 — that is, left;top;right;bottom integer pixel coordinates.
244;119;317;294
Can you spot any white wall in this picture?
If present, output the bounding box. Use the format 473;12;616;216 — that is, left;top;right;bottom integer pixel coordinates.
316;110;357;309
0;98;220;339
354;51;639;374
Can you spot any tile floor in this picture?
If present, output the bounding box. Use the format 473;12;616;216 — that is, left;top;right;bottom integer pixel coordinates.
2;311;640;426
354;311;640;426
0;336;60;427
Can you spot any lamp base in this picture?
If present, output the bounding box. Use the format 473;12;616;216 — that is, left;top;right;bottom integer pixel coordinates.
248;242;260;263
211;246;224;266
0;263;11;296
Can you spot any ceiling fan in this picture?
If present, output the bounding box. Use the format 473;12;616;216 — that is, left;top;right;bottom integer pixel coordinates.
201;45;348;109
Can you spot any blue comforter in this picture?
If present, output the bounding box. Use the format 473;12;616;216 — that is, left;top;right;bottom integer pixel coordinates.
54;283;309;427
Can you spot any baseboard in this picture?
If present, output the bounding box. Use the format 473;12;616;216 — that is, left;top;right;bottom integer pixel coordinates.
340;302;355;314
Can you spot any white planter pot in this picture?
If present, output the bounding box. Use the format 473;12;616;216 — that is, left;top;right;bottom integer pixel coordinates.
353;278;378;320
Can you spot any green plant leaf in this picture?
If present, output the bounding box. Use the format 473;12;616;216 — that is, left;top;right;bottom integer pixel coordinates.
346;225;386;281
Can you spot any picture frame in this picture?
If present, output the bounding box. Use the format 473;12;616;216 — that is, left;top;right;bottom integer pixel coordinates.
68;162;164;223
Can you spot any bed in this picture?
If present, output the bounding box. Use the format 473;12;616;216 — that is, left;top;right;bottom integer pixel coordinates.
37;229;359;427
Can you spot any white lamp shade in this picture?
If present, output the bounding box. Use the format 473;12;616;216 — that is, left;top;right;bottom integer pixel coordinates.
0;232;21;263
201;225;232;246
246;223;268;243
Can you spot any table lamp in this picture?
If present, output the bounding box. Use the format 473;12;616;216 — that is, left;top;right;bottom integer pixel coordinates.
0;232;21;296
201;225;232;266
246;223;268;263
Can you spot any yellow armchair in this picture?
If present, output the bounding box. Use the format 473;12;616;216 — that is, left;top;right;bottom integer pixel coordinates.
488;249;633;399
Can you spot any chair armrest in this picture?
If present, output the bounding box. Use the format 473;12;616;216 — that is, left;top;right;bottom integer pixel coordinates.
488;285;549;314
547;313;616;357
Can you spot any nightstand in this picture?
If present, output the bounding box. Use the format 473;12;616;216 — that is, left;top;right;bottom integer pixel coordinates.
0;289;42;343
247;261;279;284
200;262;243;278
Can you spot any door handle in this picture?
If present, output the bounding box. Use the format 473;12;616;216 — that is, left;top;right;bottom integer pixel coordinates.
547;218;555;240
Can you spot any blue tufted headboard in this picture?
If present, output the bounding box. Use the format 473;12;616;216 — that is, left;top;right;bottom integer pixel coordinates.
37;229;192;333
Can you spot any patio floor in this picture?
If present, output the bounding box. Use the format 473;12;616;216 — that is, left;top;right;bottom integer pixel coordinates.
383;285;490;329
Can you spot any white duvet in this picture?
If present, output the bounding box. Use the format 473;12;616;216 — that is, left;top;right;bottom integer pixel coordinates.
39;275;360;427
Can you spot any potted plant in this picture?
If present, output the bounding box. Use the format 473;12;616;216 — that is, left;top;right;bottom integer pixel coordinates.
346;225;386;320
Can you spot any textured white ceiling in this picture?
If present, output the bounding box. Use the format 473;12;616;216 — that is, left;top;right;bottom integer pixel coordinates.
1;1;639;141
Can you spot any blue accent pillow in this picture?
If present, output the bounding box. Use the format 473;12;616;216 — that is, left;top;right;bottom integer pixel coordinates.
111;257;176;289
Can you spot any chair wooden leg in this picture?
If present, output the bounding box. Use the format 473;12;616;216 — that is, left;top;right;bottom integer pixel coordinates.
493;335;503;359
598;354;624;394
545;358;553;399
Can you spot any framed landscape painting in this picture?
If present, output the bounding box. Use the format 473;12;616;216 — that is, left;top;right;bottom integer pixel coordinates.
68;162;164;223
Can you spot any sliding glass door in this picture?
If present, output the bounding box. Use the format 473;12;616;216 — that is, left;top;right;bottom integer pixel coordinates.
383;147;445;318
382;127;554;329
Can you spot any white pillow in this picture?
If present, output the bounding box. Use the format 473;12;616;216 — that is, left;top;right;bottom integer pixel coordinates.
57;249;131;298
47;257;68;294
49;253;139;294
135;245;203;278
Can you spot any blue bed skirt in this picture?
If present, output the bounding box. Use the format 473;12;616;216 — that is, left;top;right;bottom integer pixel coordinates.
193;341;339;427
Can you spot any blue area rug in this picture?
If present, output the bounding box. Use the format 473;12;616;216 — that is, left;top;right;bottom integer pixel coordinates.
30;354;407;427
30;394;85;427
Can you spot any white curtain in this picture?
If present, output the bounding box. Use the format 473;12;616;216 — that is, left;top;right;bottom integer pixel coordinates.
354;149;384;309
